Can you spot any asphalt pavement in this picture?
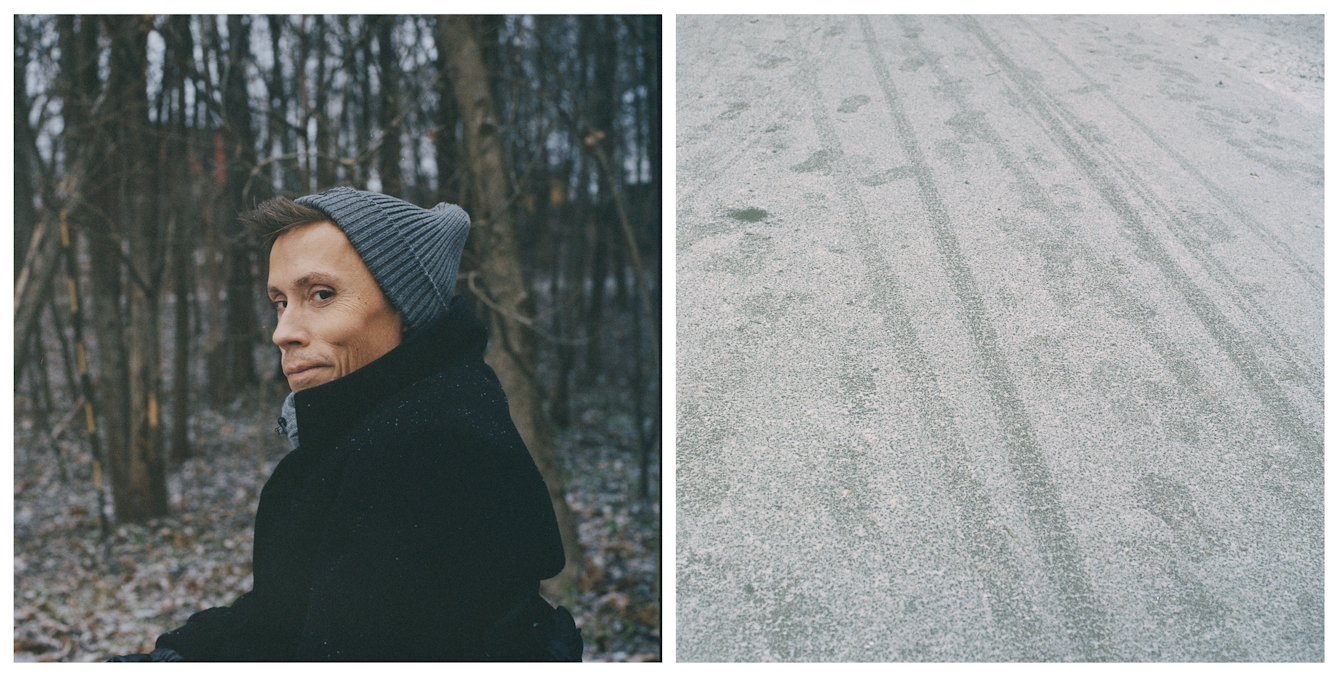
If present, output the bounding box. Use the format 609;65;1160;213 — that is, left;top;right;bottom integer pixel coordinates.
675;15;1323;661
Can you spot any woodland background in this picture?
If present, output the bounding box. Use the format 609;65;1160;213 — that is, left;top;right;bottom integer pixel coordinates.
12;14;661;661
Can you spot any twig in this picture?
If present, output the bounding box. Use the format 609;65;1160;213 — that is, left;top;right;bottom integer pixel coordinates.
464;271;590;346
1002;522;1030;557
49;396;87;443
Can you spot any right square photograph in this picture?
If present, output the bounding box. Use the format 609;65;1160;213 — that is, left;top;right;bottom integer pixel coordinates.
675;15;1322;661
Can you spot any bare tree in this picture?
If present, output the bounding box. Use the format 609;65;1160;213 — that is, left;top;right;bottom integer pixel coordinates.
440;14;583;586
14;19;39;274
164;14;197;462
375;16;403;196
211;15;264;403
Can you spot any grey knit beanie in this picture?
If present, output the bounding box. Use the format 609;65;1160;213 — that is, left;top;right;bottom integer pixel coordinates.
294;187;470;333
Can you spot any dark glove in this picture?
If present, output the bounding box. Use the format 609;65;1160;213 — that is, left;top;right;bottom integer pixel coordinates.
107;648;184;662
545;605;583;662
477;593;583;661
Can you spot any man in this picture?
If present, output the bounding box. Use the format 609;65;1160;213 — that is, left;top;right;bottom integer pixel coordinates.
111;187;579;661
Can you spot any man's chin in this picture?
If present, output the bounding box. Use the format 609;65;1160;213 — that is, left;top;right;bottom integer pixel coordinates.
287;367;334;392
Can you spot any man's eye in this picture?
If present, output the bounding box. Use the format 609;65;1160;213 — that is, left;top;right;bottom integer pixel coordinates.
273;300;287;309
314;290;334;301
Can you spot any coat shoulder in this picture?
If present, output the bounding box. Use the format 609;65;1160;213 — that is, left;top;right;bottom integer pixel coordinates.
361;358;515;456
332;356;543;508
322;354;565;580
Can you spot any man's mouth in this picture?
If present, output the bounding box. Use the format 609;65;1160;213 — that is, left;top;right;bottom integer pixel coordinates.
284;363;326;378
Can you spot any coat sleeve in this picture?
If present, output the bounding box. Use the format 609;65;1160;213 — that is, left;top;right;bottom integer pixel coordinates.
291;381;564;661
153;591;256;661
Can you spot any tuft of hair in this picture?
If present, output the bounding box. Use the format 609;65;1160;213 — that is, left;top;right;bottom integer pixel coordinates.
241;197;335;248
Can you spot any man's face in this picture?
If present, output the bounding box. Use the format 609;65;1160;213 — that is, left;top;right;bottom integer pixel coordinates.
267;221;403;392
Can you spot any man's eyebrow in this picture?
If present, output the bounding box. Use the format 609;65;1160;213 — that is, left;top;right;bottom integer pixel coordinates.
269;272;338;296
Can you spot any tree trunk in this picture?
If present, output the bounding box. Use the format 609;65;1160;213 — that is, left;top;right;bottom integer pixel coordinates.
265;16;298;196
551;195;581;430
375;16;403;196
200;20;227;406
433;27;462;206
440;14;583;586
580;16;616;381
166;14;196;462
356;20;374;190
314;16;336;191
648;15;662;265
102;14;168;521
215;15;261;402
294;17;312;194
583;214;608;381
57;14;120;525
201;191;228;405
14;21;38;276
170;217;193;463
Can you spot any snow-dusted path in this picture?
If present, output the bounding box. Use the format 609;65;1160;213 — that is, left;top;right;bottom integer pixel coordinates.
676;15;1323;661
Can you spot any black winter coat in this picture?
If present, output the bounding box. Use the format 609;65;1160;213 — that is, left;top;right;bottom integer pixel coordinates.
155;298;571;661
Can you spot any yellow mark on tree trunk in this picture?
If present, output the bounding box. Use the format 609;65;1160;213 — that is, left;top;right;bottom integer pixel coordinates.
67;278;79;313
93;459;103;490
76;342;88;375
148;393;159;428
84;401;96;434
60;211;70;248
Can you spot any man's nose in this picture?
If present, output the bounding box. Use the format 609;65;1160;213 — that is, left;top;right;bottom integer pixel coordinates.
272;305;308;348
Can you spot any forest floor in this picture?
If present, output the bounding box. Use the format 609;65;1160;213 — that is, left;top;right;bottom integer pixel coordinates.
13;384;660;662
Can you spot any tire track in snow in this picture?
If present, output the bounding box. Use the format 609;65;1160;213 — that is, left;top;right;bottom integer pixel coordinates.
782;17;1051;659
1019;17;1322;294
1011;17;1322;400
896;14;1255;657
862;15;1114;661
960;16;1322;460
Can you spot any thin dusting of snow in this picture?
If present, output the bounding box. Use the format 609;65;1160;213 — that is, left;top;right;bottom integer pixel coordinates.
14;386;660;662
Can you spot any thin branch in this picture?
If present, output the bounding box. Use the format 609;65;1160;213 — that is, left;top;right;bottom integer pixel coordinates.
463;271;589;346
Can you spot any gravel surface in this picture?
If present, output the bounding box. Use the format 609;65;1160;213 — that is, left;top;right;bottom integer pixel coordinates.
676;15;1322;662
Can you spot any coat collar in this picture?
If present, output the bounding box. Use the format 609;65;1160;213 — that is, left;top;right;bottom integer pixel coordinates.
288;296;488;451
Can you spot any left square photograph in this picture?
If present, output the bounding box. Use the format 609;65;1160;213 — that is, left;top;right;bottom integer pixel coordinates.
13;14;661;662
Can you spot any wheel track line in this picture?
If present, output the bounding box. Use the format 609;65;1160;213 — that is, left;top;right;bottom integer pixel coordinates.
1007;17;1322;400
860;16;1113;659
681;19;986;658
914;15;1308;464
929;16;1325;495
1108;148;1323;401
1020;17;1329;449
960;16;1322;457
1017;17;1322;294
960;18;1325;458
908;14;1262;656
782;16;1049;658
905;14;1241;467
